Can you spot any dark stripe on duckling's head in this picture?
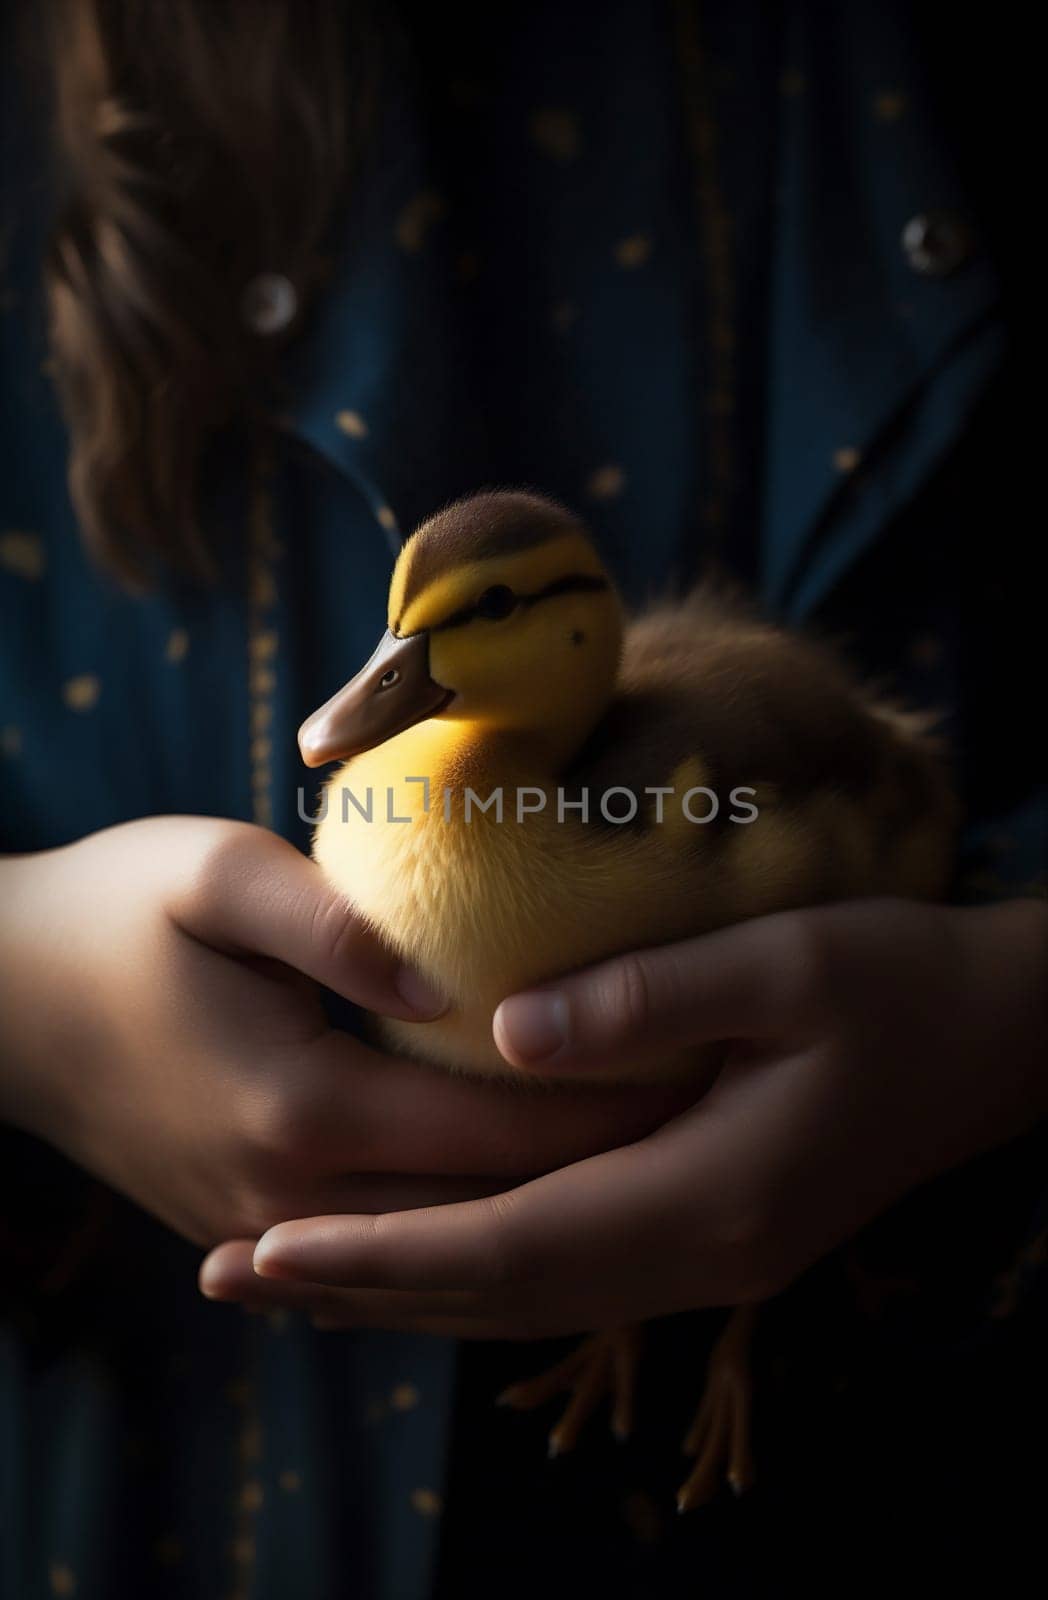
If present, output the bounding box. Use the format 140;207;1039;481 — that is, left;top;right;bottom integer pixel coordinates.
391;490;591;632
431;572;609;632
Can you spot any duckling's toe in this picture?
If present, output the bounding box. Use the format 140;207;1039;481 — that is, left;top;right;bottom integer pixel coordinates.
677;1304;758;1512
497;1325;643;1457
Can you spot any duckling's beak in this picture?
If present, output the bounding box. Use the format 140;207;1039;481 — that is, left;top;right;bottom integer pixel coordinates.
298;630;453;767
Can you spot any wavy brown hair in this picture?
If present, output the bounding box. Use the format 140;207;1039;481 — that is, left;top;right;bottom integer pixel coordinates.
43;0;373;584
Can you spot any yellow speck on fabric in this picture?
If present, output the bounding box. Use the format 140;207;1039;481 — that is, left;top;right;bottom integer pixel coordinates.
49;1564;76;1596
395;190;446;253
529;108;580;162
239;1481;265;1513
780;68;805;96
249;568;277;609
1;725;21;756
278;1469;302;1494
552;300;577;332
613;234;652;269
833;446;861;474
248;630;278;663
265;1307;289;1333
873;90;906;122
166;627;189;664
585;464;626;501
247;449;281;827
336;410;369;439
377;504;398;532
250;667;277;697
230;1535;256;1566
391;1381;421;1412
238;1421;264;1463
225;1377;253;1408
1;530;45;579
410;1487;443;1518
62;675;100;711
228;1386;265;1591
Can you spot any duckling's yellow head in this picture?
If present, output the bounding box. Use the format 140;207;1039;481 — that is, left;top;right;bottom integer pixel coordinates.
299;491;623;769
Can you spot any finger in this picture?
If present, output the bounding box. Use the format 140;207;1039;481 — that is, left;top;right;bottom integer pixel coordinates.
261;1029;850;1321
493;908;822;1072
309;1172;508;1214
168;821;445;1020
252;1043;833;1319
252;1132;696;1324
201;1238;288;1301
300;1029;697;1175
200;1242;490;1322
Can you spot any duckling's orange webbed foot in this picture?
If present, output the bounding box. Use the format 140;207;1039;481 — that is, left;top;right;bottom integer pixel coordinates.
676;1304;758;1512
497;1326;642;1456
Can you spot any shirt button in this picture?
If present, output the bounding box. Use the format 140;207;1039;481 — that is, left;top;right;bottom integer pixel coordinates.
901;212;972;278
242;273;298;335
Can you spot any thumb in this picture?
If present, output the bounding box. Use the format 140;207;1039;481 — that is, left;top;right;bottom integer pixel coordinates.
169;822;445;1020
493;909;822;1074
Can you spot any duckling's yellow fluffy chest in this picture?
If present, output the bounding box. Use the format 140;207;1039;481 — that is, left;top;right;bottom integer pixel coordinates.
311;725;722;1078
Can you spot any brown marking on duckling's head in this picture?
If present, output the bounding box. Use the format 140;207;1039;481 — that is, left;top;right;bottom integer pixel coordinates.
388;490;591;635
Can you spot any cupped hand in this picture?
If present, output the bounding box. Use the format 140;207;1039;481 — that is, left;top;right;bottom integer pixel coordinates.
0;818;691;1248
224;898;1047;1336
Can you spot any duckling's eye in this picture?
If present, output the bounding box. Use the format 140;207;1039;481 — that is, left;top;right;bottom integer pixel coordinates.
474;585;517;621
379;668;400;689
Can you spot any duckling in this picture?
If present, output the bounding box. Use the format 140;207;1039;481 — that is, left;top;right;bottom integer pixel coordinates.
299;489;958;1505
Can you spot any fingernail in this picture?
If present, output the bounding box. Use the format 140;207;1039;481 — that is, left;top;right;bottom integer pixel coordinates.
253;1229;295;1278
496;991;570;1063
394;964;447;1019
198;1257;229;1299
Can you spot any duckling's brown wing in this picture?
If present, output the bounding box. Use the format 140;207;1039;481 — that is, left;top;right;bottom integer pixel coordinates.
566;586;956;881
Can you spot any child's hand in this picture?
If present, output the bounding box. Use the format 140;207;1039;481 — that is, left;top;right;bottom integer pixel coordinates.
0;818;691;1248
225;898;1047;1335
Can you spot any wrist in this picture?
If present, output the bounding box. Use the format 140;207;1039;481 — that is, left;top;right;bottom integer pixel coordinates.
0;849;81;1141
